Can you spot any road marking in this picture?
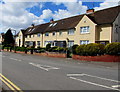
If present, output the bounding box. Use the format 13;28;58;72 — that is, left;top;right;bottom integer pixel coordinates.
67;74;85;76
0;55;5;57
0;73;23;92
69;77;120;91
29;62;59;71
0;77;17;92
112;85;120;88
67;73;120;83
67;73;120;91
10;58;21;62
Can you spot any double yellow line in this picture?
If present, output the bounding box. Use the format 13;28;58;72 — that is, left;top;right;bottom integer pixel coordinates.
0;73;23;92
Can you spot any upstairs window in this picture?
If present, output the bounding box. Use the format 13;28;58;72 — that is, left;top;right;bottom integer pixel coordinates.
52;32;56;36
80;26;90;34
68;29;74;35
37;33;40;37
45;32;49;36
59;31;62;36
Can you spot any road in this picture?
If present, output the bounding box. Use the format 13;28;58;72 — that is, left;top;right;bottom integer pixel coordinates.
0;51;120;92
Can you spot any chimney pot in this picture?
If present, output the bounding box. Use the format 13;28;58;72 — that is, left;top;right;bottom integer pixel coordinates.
50;18;54;23
86;9;94;14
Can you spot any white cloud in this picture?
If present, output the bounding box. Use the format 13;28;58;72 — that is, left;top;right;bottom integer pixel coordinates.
53;9;72;20
40;9;53;19
51;0;87;21
0;2;44;33
63;1;87;14
1;0;119;34
94;0;119;11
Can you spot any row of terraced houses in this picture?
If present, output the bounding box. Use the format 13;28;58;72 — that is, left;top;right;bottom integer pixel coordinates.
1;5;120;48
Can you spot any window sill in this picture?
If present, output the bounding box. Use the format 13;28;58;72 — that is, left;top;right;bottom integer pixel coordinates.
80;32;90;34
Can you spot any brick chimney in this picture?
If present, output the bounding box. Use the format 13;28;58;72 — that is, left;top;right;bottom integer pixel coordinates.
50;18;54;23
86;9;94;14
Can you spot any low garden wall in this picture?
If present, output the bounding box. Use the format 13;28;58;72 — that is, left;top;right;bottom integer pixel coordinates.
34;52;66;58
3;49;66;58
72;54;120;62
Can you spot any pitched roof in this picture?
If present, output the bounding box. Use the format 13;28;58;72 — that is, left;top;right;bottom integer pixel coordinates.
87;5;120;24
43;14;84;32
24;5;120;35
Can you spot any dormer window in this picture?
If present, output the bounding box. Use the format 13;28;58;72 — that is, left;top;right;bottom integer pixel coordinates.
53;23;57;26
49;24;53;27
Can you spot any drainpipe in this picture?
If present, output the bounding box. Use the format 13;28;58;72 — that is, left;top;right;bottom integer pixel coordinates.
42;33;44;47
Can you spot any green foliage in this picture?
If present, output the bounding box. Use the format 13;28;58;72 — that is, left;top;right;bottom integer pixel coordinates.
15;47;26;52
76;43;105;56
39;49;45;53
97;44;105;55
76;44;86;55
49;46;66;53
85;43;101;56
3;29;15;46
49;46;58;52
105;42;120;55
72;44;79;54
46;43;51;51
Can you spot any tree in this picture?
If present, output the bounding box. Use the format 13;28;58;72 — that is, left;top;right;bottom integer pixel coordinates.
3;29;15;46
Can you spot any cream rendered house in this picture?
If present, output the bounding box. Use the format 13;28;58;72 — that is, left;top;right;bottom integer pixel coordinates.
16;5;120;48
0;33;4;45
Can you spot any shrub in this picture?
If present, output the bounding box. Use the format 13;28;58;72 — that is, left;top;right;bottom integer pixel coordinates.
57;47;66;53
72;44;78;54
85;43;100;56
15;47;26;52
76;44;86;55
97;44;105;55
49;46;66;53
49;46;58;52
76;43;105;56
46;43;51;51
39;49;45;53
105;42;120;55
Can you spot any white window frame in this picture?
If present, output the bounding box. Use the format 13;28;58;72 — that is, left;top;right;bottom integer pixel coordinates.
37;41;40;46
68;40;74;47
80;40;89;45
80;26;90;34
68;29;74;35
44;41;53;47
37;33;41;37
45;32;49;36
59;31;62;36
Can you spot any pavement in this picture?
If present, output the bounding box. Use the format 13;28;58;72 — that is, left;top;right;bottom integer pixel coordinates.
0;51;120;92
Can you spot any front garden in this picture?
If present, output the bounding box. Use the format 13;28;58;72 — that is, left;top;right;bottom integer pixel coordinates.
2;42;120;62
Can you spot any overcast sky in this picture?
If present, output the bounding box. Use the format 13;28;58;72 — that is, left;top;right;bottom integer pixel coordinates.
0;0;119;33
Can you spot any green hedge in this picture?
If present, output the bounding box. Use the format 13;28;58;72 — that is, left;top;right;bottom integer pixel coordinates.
15;47;26;52
105;42;120;55
86;43;104;56
76;43;105;56
72;44;79;54
49;46;66;53
76;44;86;55
46;43;51;51
76;43;120;56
